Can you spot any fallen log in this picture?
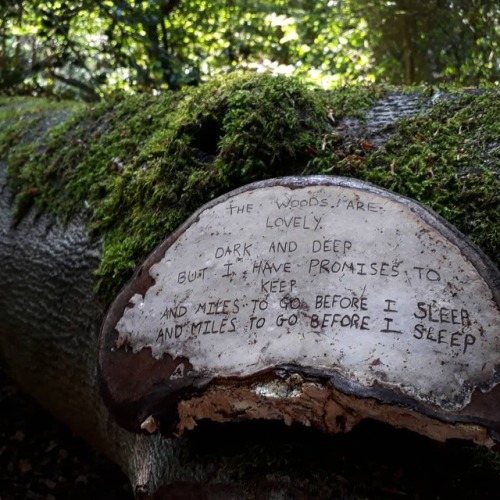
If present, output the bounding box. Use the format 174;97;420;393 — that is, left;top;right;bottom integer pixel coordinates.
0;76;499;497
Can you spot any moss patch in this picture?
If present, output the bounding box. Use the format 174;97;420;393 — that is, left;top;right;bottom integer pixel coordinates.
307;90;500;265
0;97;82;148
3;74;335;302
2;75;499;304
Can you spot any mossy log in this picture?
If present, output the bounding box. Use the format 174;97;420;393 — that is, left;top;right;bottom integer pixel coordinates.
0;75;499;498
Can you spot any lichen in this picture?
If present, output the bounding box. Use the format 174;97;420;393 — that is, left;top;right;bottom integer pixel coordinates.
2;74;498;305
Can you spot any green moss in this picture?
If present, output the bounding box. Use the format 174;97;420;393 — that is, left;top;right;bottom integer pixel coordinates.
312;91;500;263
3;74;336;302
3;76;499;305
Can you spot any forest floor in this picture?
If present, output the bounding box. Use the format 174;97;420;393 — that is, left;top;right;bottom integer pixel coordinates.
0;365;133;500
2;362;500;500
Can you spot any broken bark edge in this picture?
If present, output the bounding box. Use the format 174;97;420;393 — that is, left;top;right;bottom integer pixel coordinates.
100;358;499;447
176;375;497;448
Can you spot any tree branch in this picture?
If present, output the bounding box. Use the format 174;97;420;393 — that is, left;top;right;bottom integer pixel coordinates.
48;70;99;101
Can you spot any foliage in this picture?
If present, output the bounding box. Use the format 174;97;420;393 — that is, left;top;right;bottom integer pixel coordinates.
0;1;498;100
356;0;500;85
1;74;498;304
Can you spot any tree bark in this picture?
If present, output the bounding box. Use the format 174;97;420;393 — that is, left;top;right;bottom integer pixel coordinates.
0;88;499;498
0;160;173;495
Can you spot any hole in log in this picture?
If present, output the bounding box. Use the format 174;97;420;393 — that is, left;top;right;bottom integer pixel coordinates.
190;115;222;160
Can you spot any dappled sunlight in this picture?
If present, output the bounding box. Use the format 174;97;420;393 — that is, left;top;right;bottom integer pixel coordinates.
1;1;497;100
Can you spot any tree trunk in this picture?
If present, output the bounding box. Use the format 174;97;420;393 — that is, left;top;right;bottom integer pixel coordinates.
1;81;499;498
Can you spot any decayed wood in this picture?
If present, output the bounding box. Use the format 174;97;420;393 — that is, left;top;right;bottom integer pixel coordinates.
1;91;499;499
176;379;496;446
